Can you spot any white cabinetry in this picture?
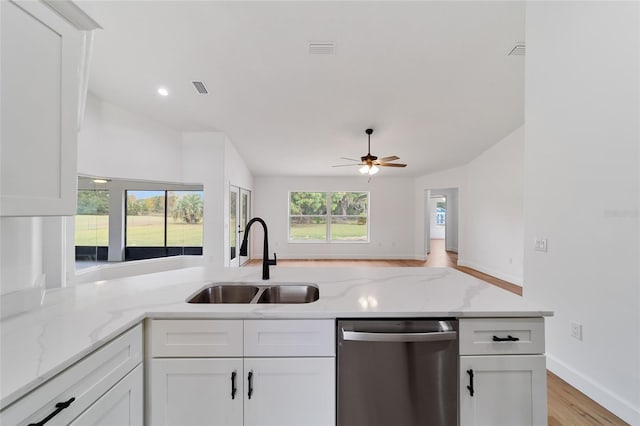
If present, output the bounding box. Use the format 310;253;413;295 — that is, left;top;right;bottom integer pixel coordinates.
459;318;547;426
0;0;82;216
151;358;243;426
147;319;335;426
69;364;143;426
0;324;143;425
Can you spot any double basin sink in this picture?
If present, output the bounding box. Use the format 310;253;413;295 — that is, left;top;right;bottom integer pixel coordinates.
187;282;319;304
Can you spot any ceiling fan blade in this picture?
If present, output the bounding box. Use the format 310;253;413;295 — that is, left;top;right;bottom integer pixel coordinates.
332;164;361;167
378;155;399;162
340;157;362;162
377;162;407;167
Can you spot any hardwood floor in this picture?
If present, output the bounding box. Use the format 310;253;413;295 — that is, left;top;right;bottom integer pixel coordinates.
246;238;627;425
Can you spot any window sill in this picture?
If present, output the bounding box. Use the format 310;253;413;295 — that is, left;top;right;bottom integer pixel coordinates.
72;255;203;285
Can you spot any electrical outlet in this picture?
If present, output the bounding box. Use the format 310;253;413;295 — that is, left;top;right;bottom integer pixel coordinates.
534;238;548;252
570;321;582;341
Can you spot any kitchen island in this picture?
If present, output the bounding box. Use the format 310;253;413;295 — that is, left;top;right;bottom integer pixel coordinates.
0;266;552;425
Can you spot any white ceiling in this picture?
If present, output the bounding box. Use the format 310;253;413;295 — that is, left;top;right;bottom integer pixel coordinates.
79;1;525;177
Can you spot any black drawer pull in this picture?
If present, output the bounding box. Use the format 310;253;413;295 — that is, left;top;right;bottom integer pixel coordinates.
492;335;520;342
466;369;474;397
231;371;237;399
28;397;75;426
247;370;254;399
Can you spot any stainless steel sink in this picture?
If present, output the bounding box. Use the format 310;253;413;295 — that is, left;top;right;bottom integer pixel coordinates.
187;283;259;304
257;285;319;304
186;282;319;304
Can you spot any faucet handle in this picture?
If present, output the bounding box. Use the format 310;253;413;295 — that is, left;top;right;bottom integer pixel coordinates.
271;252;277;265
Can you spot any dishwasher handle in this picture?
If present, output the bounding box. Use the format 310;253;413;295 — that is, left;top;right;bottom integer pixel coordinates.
341;329;457;343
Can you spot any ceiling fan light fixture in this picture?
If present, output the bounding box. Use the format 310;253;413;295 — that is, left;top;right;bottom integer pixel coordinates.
360;165;379;175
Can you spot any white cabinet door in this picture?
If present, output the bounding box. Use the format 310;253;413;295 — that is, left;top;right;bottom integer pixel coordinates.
1;0;81;216
460;355;547;426
243;358;335;426
150;358;243;426
69;364;143;426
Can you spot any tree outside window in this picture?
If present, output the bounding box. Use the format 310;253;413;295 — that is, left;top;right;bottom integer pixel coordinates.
289;191;369;241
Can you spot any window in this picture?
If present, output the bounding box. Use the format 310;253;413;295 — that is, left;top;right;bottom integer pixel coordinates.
125;190;203;260
289;191;369;242
75;188;109;267
436;206;446;225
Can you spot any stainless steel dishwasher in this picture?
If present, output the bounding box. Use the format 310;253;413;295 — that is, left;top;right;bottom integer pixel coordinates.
337;319;458;426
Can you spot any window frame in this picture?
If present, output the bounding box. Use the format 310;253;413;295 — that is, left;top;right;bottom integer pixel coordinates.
287;191;370;243
124;189;204;260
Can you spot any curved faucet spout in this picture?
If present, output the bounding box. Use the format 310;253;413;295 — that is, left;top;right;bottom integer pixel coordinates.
240;217;277;280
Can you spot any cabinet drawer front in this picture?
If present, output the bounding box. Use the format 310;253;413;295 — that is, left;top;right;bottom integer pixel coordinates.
0;324;142;425
459;318;544;355
149;320;243;357
244;320;335;357
69;364;143;426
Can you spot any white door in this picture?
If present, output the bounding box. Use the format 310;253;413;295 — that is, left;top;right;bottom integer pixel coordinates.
230;186;251;267
459;355;547;426
230;186;240;267
69;364;143;426
150;358;243;426
1;0;81;216
243;358;335;426
239;188;251;266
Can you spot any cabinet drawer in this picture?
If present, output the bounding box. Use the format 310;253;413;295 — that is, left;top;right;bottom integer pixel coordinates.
0;324;142;425
149;320;243;357
459;318;544;355
244;320;335;357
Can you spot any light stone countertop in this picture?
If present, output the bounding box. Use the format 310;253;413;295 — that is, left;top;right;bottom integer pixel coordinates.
0;265;552;409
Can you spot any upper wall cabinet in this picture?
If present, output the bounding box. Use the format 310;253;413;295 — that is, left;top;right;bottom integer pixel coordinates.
1;0;98;216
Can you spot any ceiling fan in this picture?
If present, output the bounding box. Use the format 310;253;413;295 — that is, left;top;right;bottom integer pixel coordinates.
333;129;407;175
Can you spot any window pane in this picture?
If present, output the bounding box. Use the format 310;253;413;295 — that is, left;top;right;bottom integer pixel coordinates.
75;190;109;246
330;192;368;216
290;192;327;215
289;216;327;240
330;216;368;241
230;190;237;260
126;190;165;247
167;191;204;247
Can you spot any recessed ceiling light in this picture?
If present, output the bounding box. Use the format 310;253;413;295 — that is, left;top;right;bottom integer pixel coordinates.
157;87;169;96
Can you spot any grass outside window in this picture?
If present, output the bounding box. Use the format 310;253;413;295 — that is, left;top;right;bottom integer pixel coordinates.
289;191;369;242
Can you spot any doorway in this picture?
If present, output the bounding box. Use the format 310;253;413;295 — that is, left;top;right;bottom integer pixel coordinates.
229;186;251;267
424;188;458;262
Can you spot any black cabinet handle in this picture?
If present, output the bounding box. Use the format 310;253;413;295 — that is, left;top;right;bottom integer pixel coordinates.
492;335;520;342
28;397;75;426
247;370;254;399
231;371;237;399
466;369;474;397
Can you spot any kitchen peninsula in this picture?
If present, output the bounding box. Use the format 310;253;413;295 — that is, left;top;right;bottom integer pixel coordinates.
0;266;552;425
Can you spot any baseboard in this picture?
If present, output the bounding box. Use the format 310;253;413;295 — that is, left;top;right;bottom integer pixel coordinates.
547;354;640;425
456;259;523;285
253;253;425;261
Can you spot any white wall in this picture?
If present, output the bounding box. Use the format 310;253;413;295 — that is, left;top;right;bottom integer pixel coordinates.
458;126;524;285
78;92;182;182
181;132;226;269
0;217;43;295
253;176;417;259
524;3;639;424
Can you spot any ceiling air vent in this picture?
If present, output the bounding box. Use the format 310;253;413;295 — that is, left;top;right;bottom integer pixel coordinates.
309;41;335;55
507;42;526;56
192;81;209;94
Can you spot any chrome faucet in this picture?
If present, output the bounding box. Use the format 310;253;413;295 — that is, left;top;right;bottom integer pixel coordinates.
239;217;277;280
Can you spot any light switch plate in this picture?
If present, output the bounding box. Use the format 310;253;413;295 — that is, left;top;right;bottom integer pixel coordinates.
534;238;548;252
